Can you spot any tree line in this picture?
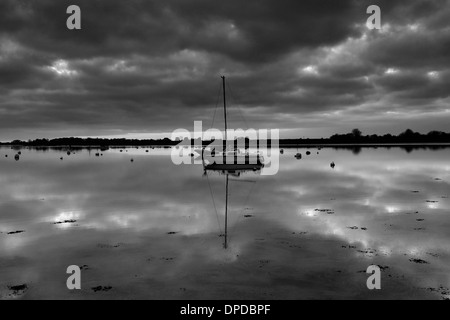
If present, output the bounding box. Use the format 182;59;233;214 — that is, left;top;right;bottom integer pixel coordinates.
1;129;450;147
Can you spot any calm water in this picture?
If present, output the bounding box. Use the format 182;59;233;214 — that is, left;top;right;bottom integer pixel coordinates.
0;146;449;299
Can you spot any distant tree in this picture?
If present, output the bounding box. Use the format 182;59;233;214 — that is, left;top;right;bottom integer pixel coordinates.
352;128;362;138
401;129;415;137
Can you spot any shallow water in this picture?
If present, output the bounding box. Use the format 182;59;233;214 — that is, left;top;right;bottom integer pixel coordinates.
0;146;449;299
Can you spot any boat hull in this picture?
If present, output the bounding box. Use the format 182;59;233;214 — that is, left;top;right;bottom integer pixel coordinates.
204;163;263;171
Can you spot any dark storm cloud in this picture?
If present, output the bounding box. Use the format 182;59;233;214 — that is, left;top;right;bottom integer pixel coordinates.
0;0;449;140
0;0;364;62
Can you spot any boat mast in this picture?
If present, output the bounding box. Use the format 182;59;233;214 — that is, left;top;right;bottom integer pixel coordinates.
222;76;227;141
224;173;229;249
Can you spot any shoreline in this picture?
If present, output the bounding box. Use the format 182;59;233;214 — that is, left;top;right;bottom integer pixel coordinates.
1;143;450;149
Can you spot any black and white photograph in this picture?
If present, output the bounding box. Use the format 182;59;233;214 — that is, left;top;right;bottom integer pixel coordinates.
1;0;450;306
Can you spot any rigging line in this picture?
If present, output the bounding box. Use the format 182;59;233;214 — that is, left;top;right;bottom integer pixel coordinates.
210;83;222;130
206;171;222;234
226;82;249;130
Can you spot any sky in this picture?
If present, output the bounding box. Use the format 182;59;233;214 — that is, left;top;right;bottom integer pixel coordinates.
0;0;449;141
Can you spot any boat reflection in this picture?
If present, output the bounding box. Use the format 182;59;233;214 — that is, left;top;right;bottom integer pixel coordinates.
203;165;262;249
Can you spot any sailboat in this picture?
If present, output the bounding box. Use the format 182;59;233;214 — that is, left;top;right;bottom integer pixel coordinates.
202;76;264;249
202;76;264;172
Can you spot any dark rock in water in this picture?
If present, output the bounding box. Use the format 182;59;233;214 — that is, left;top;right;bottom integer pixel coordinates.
8;284;27;291
14;154;20;161
18;151;22;155
244;215;253;218
409;258;429;264
95;153;100;157
295;153;302;159
67;151;71;156
53;220;77;225
97;243;122;249
8;284;28;295
167;232;178;235
5;155;8;157
7;230;25;235
91;286;112;292
306;151;311;155
315;209;334;214
377;265;390;271
160;257;175;261
330;162;336;168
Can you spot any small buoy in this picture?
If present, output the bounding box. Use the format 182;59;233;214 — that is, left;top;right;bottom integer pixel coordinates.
18;151;22;155
306;151;311;155
131;158;134;162
95;153;100;157
146;150;149;153
60;157;63;160
120;150;123;152
67;151;71;156
330;162;336;169
295;153;302;159
5;155;8;158
280;149;284;154
14;154;20;161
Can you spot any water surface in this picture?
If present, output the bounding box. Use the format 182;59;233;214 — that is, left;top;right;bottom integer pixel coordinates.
0;146;449;299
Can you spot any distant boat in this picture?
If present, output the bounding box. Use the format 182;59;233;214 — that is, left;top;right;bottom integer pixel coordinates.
202;76;264;171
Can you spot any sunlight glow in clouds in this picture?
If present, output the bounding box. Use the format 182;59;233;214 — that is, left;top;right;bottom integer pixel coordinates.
48;59;78;77
385;68;399;75
107;60;137;73
427;71;439;79
302;65;319;75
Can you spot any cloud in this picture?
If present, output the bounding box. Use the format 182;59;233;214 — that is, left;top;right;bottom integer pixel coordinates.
0;0;449;140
